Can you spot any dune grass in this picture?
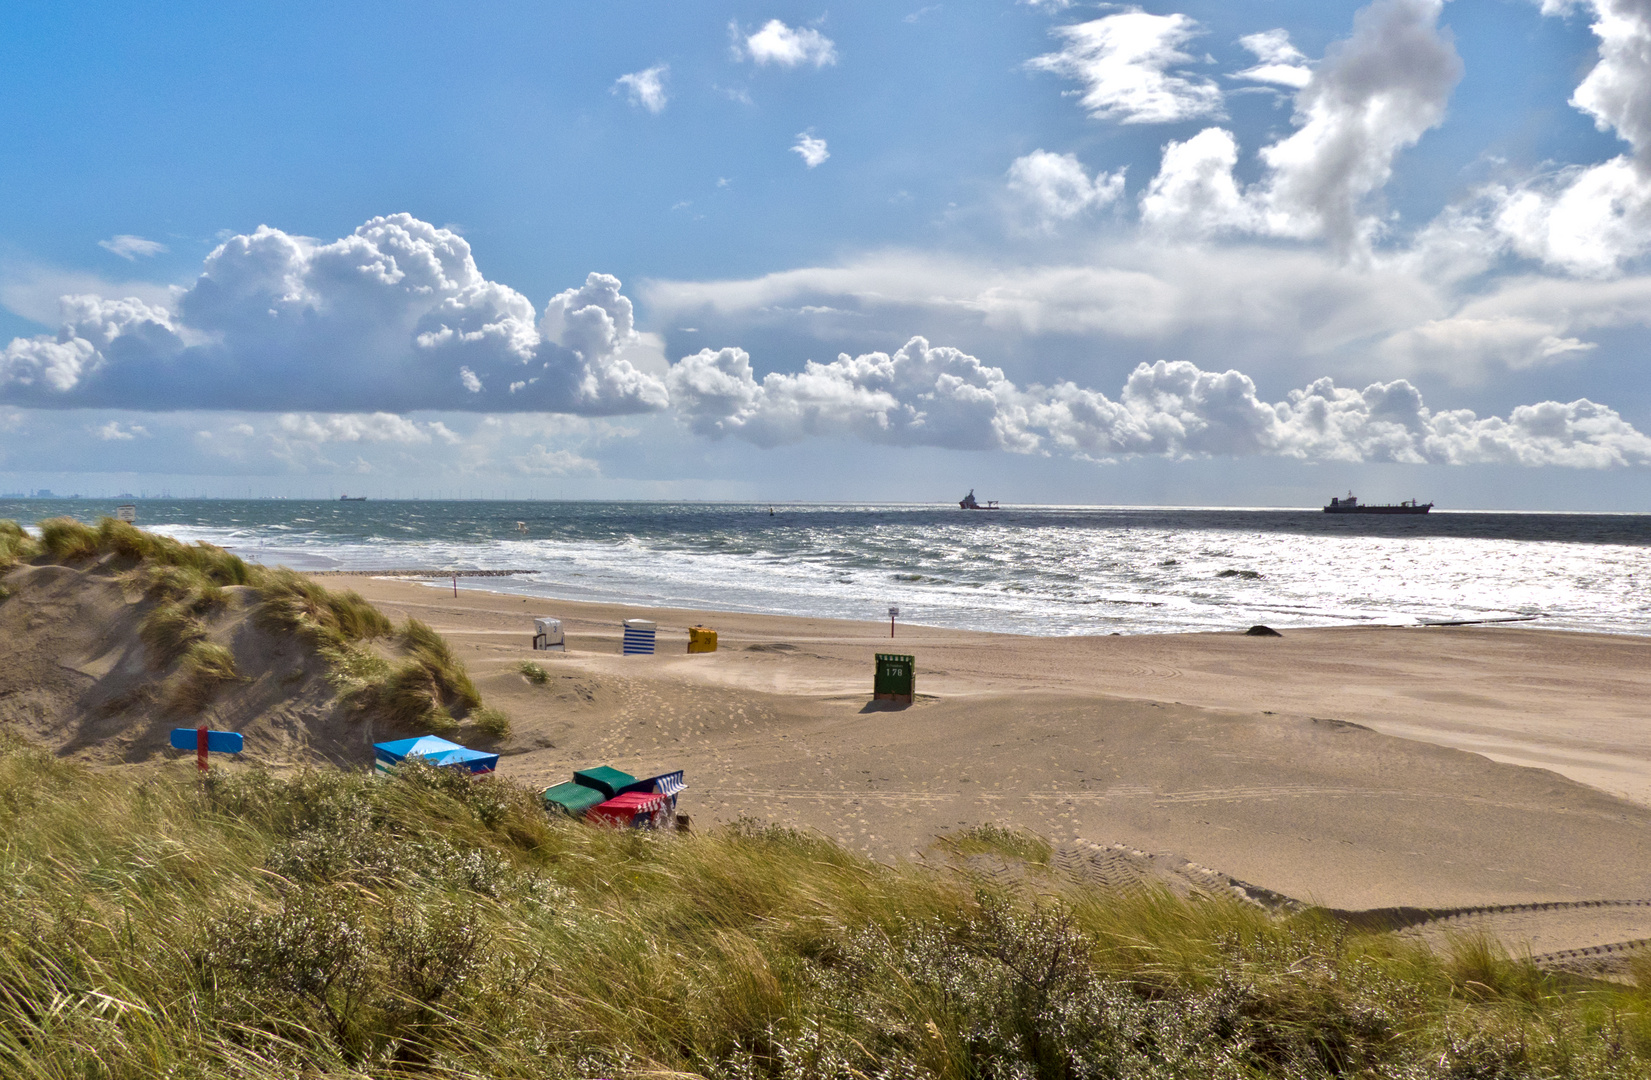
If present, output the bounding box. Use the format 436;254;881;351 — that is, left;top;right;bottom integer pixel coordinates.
517;659;550;684
7;517;497;735
320;616;494;736
255;566;395;650
0;737;1647;1079
168;641;243;713
0;519;39;571
944;821;1055;866
469;706;512;739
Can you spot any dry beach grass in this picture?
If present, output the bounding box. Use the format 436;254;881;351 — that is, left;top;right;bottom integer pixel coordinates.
2;741;1651;1078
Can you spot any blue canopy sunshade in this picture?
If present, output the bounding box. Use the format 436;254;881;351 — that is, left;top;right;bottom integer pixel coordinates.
373;735;498;776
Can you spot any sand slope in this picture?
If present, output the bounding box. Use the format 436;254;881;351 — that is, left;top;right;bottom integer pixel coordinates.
0;560;368;766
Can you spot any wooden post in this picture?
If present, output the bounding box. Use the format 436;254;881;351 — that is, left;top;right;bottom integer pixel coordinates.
452;573;458;598
196;725;208;772
888;606;899;638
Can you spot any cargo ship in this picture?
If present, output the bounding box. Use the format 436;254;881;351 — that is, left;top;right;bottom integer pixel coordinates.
1323;492;1432;514
959;489;1000;510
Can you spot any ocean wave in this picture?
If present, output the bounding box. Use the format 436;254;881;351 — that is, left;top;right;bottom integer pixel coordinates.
7;499;1648;636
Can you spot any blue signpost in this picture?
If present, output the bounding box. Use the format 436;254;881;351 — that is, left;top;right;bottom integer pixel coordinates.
169;727;243;771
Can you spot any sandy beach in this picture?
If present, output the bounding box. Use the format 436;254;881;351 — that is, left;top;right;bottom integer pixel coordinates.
326;575;1651;928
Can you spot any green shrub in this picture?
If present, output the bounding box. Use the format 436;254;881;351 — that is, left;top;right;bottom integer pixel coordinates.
204;884;374;1050
517;660;549;684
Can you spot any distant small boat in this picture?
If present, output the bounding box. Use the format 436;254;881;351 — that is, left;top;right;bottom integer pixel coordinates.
1323;492;1431;514
340;495;367;502
959;489;999;510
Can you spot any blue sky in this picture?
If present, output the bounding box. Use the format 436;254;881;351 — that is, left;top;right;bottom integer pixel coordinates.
5;0;1651;508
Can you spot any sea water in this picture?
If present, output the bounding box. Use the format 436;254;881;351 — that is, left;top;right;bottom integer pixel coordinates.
5;499;1649;637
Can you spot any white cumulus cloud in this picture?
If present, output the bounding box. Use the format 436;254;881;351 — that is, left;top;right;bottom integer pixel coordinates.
1007;150;1127;227
98;235;168;260
1256;0;1462;251
1477;0;1651;275
1139;128;1257;235
0;214;668;415
662;334;1651;467
667;336;1036;451
613;64;669;113
1027;12;1225;124
792;132;830;168
1231;29;1312;88
275;413;459;445
1140;0;1461;254
737;20;838;68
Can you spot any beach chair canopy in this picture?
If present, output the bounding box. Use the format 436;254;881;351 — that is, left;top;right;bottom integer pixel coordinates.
573;766;637;799
587;790;668;828
374;735;499;775
543;781;607;817
620;770;687;798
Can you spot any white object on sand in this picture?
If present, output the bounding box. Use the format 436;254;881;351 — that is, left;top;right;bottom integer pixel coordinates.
533;617;564;651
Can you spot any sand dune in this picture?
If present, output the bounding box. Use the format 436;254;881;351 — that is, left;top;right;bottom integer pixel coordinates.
0;561;353;764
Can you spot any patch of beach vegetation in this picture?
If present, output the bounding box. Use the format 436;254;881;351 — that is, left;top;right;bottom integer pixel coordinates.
943;821;1054;866
0;738;1647;1078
